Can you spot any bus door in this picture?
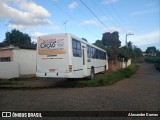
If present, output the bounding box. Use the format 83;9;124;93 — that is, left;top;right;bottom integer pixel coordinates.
81;43;87;76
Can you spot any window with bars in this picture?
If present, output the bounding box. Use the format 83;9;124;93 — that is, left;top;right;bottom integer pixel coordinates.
0;57;11;62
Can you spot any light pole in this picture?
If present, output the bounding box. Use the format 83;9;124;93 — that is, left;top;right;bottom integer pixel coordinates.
126;33;134;47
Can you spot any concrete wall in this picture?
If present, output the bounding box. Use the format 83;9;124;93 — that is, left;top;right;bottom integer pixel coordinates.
120;59;132;68
0;62;19;79
108;59;132;71
127;59;131;67
13;49;36;76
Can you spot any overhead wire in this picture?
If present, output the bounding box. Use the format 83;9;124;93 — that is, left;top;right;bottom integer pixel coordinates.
52;1;100;39
80;0;110;31
109;3;125;28
92;0;125;43
80;0;124;44
92;0;120;30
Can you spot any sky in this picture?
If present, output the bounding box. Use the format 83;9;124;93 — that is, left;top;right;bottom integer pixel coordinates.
0;0;160;51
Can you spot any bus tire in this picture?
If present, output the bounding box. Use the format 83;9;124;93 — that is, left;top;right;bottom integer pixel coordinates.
90;67;94;80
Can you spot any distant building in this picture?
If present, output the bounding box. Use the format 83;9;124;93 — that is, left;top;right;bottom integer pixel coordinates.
0;45;36;79
143;52;156;57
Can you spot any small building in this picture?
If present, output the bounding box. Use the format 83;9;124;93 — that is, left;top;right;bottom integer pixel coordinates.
0;45;36;79
143;52;157;57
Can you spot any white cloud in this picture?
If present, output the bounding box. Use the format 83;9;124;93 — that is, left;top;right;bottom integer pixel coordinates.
81;19;97;25
68;1;78;9
30;32;47;39
129;31;160;50
0;0;52;29
100;16;113;22
109;26;121;32
101;0;118;5
130;8;159;16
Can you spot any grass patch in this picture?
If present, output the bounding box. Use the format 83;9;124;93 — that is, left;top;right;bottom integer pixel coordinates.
144;57;160;64
144;57;160;71
57;64;139;88
155;63;160;71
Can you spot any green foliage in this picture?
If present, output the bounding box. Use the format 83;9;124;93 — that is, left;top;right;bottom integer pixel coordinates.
144;57;160;72
133;47;143;58
146;46;157;53
57;64;139;88
101;31;121;60
3;29;31;45
102;31;121;48
156;50;160;56
93;40;106;50
82;38;88;42
155;63;160;71
144;57;160;63
119;46;131;62
126;41;143;62
93;32;143;62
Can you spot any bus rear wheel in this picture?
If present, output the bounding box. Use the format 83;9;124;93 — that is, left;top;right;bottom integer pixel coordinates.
90;67;94;80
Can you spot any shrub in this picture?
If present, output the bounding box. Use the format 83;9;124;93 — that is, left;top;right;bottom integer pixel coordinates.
155;63;160;71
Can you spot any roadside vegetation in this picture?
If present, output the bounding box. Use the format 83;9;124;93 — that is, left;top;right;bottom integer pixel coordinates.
144;57;160;71
57;64;139;88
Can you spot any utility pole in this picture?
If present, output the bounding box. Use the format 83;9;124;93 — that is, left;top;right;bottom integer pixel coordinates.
126;33;134;47
63;20;68;33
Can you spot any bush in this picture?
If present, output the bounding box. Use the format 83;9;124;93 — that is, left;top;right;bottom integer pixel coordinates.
155;63;160;71
144;57;160;63
144;57;160;71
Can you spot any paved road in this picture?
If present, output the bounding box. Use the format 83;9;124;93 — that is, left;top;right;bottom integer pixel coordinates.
0;63;160;119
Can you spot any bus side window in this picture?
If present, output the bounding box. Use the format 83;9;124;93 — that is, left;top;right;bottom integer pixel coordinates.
87;45;91;58
72;39;82;57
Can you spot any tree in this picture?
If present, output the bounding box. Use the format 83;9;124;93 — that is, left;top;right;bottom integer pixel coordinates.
102;31;121;60
146;46;157;53
126;41;143;62
82;38;88;42
3;29;31;45
119;46;131;62
102;31;121;48
133;46;143;58
93;40;106;50
127;41;134;58
156;50;160;56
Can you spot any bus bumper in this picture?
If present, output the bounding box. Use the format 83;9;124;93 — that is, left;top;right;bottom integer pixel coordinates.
36;72;81;78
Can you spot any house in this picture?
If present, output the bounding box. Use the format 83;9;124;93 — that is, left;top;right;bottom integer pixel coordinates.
0;45;36;79
143;52;157;57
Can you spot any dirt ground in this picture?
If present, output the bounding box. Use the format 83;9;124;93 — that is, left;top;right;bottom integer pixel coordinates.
0;63;160;120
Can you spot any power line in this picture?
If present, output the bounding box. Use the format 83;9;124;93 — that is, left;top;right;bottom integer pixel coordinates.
80;0;110;31
92;0;120;29
110;3;126;28
91;0;125;43
52;1;99;39
80;0;124;43
101;2;123;29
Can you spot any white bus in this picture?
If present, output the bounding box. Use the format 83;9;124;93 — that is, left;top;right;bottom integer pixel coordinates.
36;33;108;79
